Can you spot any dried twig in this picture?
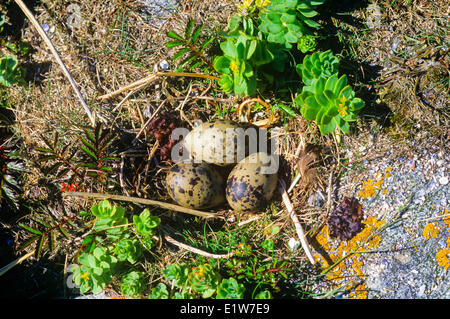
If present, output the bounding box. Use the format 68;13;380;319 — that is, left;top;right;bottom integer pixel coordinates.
326;170;334;218
278;180;315;265
163;233;234;259
13;0;95;126
97;72;220;100
64;191;222;219
0;251;34;277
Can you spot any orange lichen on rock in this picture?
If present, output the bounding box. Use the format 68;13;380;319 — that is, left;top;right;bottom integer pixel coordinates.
436;248;450;271
313;216;386;299
422;222;440;240
358;167;392;199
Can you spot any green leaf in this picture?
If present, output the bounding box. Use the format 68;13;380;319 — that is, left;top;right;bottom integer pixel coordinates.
275;104;296;118
298;7;318;18
319;119;336;135
81;145;97;160
17;235;40;253
247;40;257;60
167;30;183;41
80;136;97;152
149;283;169;299
48;231;55;252
58;225;69;238
172;47;190;61
191;25;203;44
19;224;42;235
199;38;214;52
220;41;237;58
179;54;197;67
213;56;232;73
350;98;365;111
35;147;54;154
185;20;195;40
35;234;45;259
166;40;184;48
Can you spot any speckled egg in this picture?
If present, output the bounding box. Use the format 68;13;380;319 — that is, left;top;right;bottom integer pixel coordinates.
183;119;257;166
226;152;278;212
166;162;225;209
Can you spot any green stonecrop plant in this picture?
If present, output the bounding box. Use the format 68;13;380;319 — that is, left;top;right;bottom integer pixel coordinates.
214;16;274;95
114;238;141;264
295;50;365;135
296;50;339;86
216;277;245;299
187;263;221;298
295;73;365;134
151;263;248;299
91;200;128;238
72;246;118;294
166;19;215;71
133;208;161;250
297;34;317;53
68;201;161;296
259;0;325;49
0;55;26;87
120;271;147;297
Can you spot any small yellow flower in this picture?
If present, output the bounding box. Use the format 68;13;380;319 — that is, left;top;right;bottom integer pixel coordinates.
230;60;239;74
338;103;348;117
80;272;89;281
242;0;253;9
255;0;271;8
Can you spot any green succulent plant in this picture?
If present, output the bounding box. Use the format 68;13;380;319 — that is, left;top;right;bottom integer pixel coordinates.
114;238;141;264
0;55;26;87
149;283;170;299
214;22;273;95
162;263;190;288
296;50;340;86
132;208;161;250
216;277;245;299
259;0;325;49
187;264;221;298
297;34;317;53
72;246;118;294
91;200;128;237
120;271;146;297
295;74;365;134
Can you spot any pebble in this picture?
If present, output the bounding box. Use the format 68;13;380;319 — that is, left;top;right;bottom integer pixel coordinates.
438;176;448;185
41;24;50;32
159;60;169;71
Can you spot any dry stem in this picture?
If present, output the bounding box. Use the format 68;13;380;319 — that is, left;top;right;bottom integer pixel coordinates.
97;72;220;100
278;180;316;265
64;191;222;219
13;0;95;126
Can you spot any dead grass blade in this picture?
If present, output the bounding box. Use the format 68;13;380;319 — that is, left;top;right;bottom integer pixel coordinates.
13;0;95;127
278;180;316;265
64;191;222;219
97;72;220;100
